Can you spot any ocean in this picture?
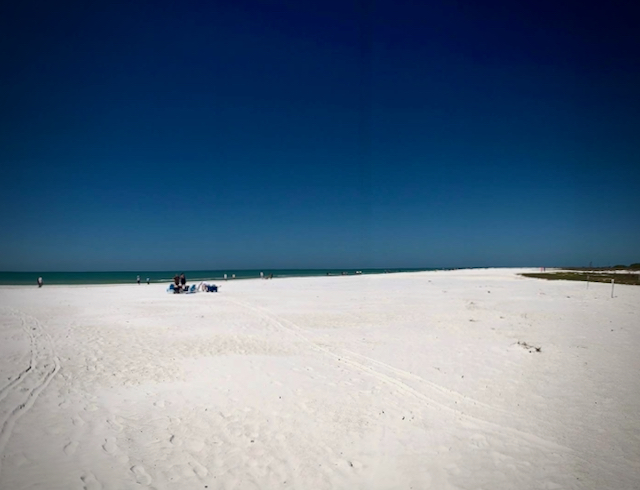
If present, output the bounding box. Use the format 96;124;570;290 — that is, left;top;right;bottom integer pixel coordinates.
0;269;434;286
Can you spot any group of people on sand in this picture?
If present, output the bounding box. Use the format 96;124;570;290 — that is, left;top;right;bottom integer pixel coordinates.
172;273;187;293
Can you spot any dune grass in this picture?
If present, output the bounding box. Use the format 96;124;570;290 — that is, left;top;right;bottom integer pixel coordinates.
521;271;640;285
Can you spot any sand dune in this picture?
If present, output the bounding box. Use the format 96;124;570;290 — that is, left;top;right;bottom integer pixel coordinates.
1;268;638;489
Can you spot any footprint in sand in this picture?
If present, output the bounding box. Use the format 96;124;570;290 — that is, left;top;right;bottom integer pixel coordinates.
107;418;123;432
72;414;85;426
468;433;490;449
6;452;29;467
189;461;209;478
64;441;79;456
131;465;152;485
80;472;102;490
102;437;118;455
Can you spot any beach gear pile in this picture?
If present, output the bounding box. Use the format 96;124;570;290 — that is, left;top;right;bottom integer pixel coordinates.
166;282;218;293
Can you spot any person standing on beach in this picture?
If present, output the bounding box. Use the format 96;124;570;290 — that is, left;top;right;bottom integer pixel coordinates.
146;277;150;285
37;277;43;288
180;273;186;288
137;275;140;285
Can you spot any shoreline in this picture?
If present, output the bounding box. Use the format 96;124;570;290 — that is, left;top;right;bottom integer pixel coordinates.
0;267;542;288
0;267;437;286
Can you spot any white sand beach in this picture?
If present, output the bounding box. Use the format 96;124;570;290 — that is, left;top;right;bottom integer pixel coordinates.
0;268;638;490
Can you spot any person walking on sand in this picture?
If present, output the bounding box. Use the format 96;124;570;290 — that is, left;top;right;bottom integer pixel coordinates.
37;277;43;288
137;275;140;285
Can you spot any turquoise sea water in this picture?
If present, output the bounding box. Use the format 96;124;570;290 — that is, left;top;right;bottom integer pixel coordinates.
0;269;434;286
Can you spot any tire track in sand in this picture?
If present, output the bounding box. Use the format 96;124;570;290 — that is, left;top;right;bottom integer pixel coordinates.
0;313;37;404
222;297;572;452
0;308;60;476
224;296;624;484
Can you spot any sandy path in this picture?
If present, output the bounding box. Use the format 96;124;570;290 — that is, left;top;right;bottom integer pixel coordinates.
0;269;638;489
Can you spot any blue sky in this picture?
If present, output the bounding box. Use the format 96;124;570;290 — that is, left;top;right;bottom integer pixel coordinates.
2;0;639;270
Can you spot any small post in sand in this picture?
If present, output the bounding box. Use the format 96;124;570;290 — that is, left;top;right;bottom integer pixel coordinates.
611;278;615;298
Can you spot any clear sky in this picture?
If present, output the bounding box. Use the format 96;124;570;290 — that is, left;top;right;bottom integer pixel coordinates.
2;0;639;271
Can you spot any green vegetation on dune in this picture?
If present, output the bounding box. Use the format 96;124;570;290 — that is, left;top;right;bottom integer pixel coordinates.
564;263;640;271
522;272;640;285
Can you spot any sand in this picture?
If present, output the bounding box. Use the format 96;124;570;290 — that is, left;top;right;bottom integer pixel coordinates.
0;268;638;489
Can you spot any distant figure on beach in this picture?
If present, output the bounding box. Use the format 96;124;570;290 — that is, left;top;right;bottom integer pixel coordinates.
173;274;180;292
146;277;150;285
137;275;140;285
224;274;227;281
260;271;264;279
180;273;186;287
37;277;43;288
